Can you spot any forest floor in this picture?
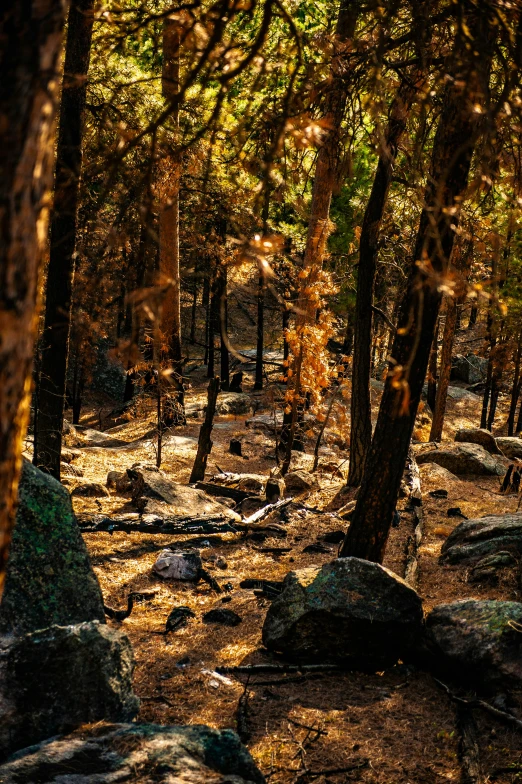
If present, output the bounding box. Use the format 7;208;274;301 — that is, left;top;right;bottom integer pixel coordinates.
62;331;522;784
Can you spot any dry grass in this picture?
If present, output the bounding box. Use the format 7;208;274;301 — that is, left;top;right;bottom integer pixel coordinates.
67;353;522;784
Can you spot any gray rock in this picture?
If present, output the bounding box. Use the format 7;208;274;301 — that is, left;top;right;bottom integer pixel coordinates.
416;443;506;476
468;552;517;584
455;428;503;455
0;621;139;760
216;393;252;415
60;447;81;464
284;470;318;495
496;437;522;460
266;477;285;502
246;413;284;432
440;514;522;564
262;557;423;669
128;465;240;521
0;722;265;783
60;463;84;478
451;353;488;385
424;600;522;691
71;482;110;498
447;386;481;402
0;461;105;635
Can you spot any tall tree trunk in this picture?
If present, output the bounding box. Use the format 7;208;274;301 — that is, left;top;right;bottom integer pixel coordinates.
507;333;522;436
282;0;359;470
340;4;496;562
0;0;65;594
347;4;429;486
429;298;457;441
426;318;439;413
219;262;229;390
254;272;265;391
33;0;94;479
160;18;184;413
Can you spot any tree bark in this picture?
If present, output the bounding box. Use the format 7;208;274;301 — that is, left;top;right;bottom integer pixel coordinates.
507;333;522;436
254;272;265;390
429;299;457;441
340;4;496;562
0;0;65;594
34;0;94;479
190;377;220;483
426;318;439;413
283;0;359;465
160;18;184;413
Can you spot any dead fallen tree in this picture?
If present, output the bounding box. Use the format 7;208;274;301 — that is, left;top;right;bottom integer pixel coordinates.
77;513;239;535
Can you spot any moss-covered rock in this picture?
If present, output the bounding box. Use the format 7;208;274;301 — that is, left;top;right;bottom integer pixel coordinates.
424;600;522;691
262;557;424;669
0;460;105;634
0;722;264;782
0;621;139;760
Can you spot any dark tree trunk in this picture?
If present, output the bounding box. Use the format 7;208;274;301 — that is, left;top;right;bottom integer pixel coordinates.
340;5;496;562
342;310;354;356
430;300;457;441
219;263;230;390
348;78;419;486
190;377;220;483
0;0;65;593
254;272;265;390
426;318;439;414
507;334;522;436
203;269;211;367
34;0;94;479
468;305;478;328
207;266;218;378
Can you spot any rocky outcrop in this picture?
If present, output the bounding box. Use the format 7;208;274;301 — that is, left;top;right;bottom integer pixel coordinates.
423;600;522;692
0;723;265;783
0;621;139;760
440;515;522;564
451;353;488;385
454;428;503;455
415;443;506;476
284;470;318;495
128;464;240;521
0;460;105;635
496;437;522;460
262;558;423;669
216;392;252;415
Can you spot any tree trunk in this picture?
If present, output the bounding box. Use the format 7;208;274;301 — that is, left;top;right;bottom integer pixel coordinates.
283;0;359;464
219;262;230;390
507;334;522;436
160;18;184;414
430;298;457;441
34;0;94;479
426;318;439;413
254;272;265;390
190;378;220;483
339;4;496;562
348;77;419;485
0;0;65;594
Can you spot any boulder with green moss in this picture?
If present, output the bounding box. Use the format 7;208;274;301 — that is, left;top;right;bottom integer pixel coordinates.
0;460;105;634
0;722;264;782
424;600;522;691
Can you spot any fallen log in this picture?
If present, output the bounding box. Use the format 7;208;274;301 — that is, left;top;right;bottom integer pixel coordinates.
457;705;484;784
243;497;293;525
195;481;251;502
216;663;341;675
77;513;239;535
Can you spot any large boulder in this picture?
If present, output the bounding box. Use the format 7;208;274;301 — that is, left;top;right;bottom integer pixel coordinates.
423;600;522;691
0;723;265;783
454;428;503;455
415;443;506;476
0;460;105;635
0;621;139;760
440;514;522;564
451;353;488;385
262;558;423;669
284;470;318;495
128;464;240;521
496;436;522;460
216;393;252;415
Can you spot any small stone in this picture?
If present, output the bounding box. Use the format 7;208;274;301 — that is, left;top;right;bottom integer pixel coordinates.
266;477;285;502
71;482;110;498
203;609;242;626
284;470;318;494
